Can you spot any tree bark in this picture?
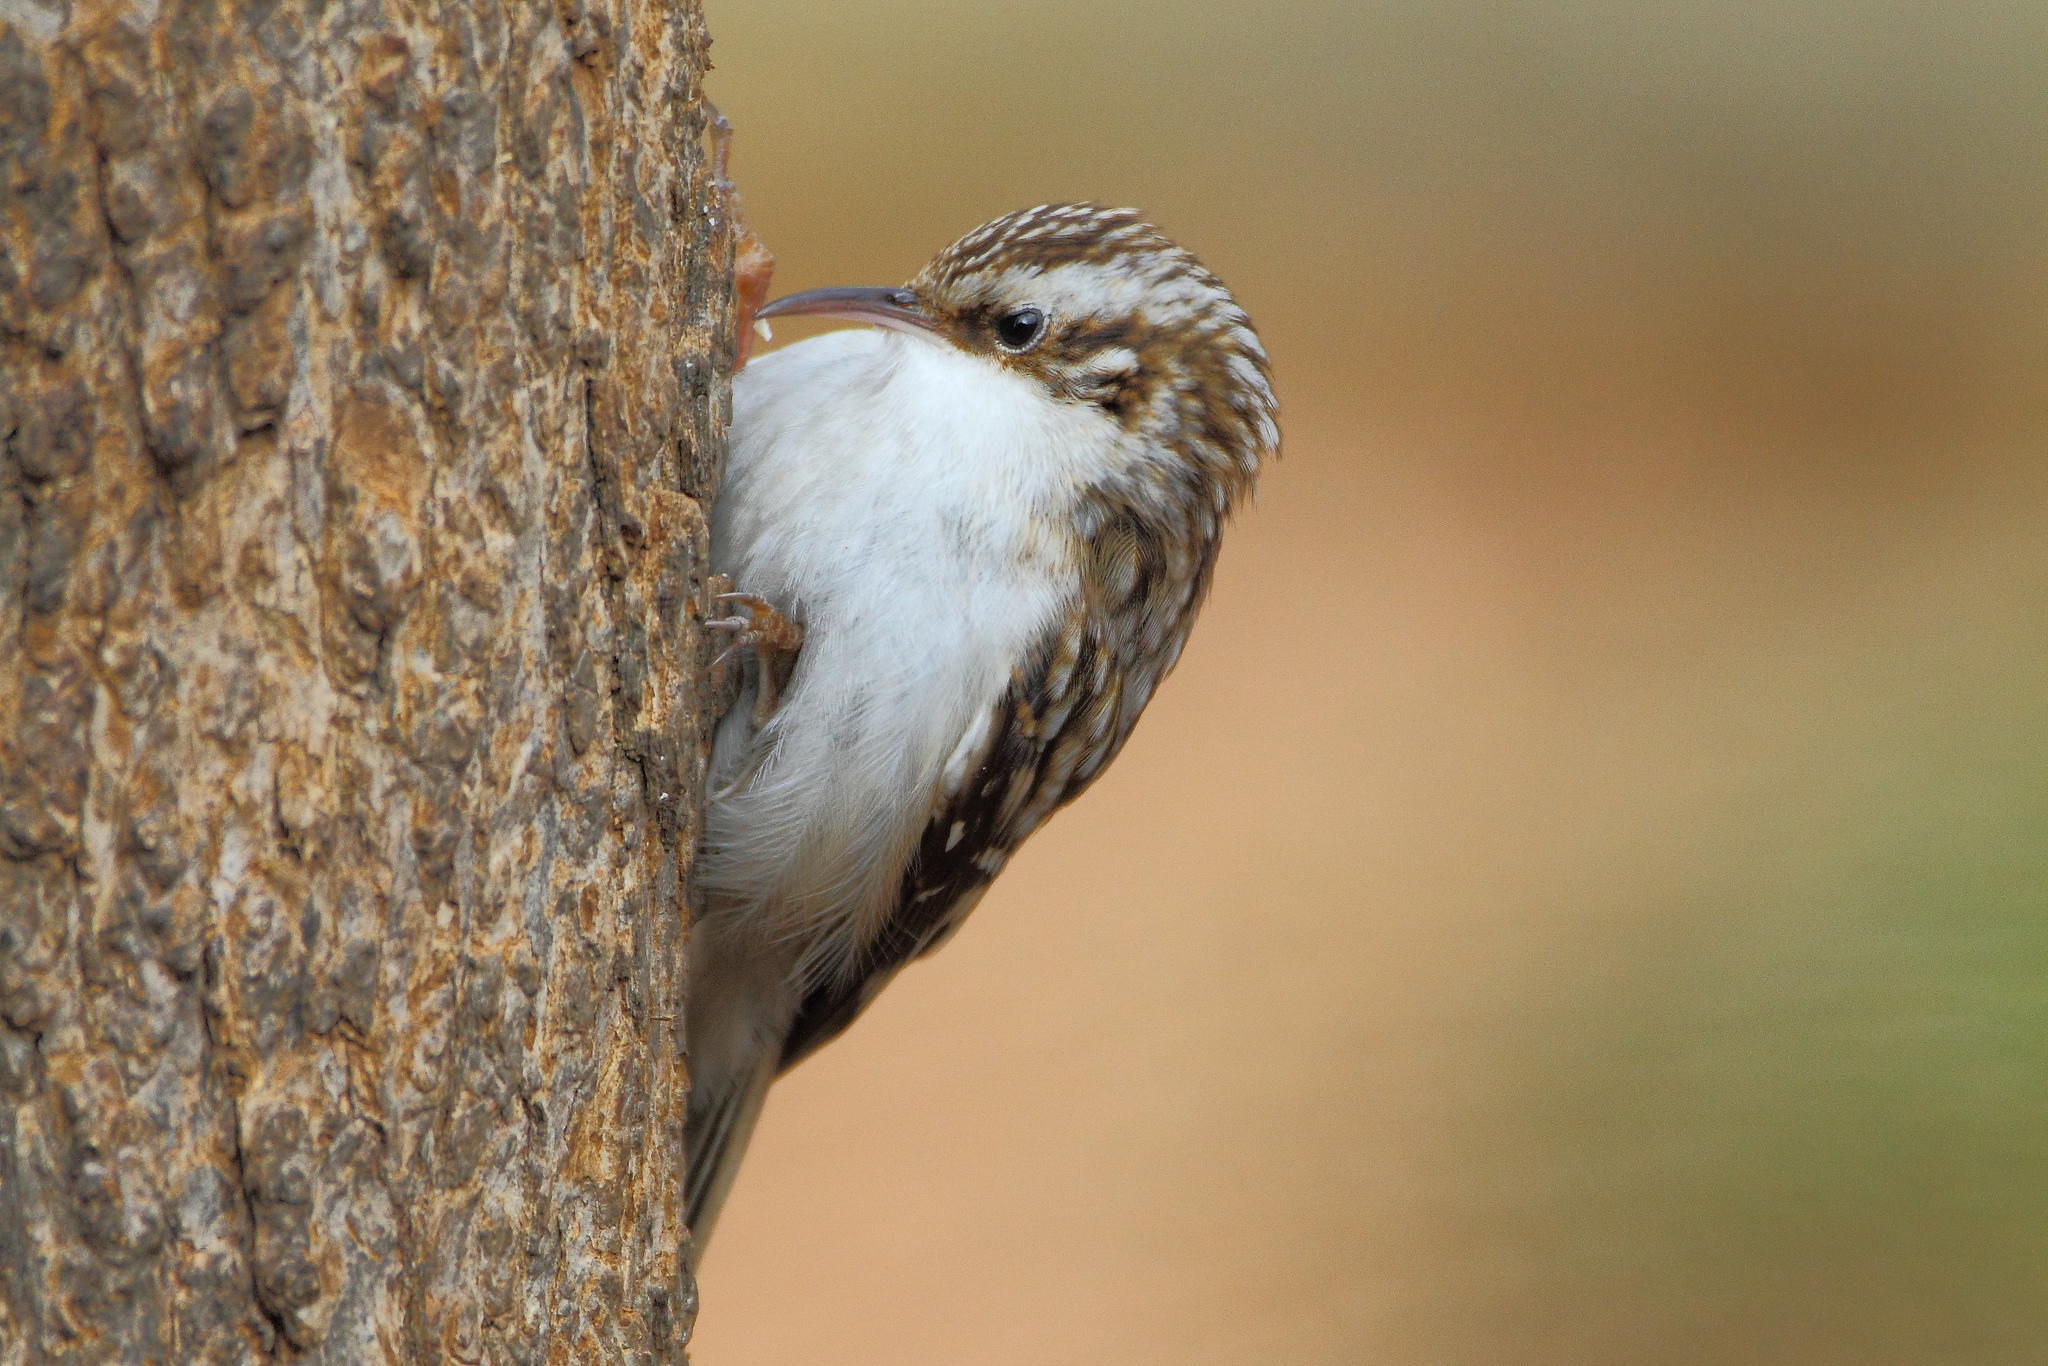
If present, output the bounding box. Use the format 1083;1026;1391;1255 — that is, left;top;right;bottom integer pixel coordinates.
0;1;736;1360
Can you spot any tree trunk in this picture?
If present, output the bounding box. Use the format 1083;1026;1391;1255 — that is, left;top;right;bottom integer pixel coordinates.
0;1;736;1360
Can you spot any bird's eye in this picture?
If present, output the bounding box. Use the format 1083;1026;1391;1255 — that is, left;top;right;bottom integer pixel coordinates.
995;307;1045;350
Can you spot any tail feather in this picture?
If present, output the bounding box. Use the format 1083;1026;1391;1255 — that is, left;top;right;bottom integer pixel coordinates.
684;1050;776;1263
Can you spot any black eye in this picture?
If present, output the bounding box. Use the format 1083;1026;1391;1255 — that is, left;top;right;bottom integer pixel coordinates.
995;307;1044;350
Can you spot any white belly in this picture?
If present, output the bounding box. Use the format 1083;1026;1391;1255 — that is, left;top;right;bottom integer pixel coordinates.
700;328;1106;996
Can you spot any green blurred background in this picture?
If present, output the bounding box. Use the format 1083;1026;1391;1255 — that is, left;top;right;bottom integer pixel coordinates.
694;2;2048;1362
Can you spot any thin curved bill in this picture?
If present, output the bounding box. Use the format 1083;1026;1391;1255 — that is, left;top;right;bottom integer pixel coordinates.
754;285;940;336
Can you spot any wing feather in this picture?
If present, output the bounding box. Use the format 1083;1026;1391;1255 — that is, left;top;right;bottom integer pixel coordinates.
777;507;1200;1072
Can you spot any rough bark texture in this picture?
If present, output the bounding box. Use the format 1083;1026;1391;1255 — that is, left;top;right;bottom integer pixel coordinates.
0;0;737;1360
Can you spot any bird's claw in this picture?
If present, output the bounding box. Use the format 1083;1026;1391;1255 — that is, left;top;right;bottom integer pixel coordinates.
706;101;734;189
710;593;803;651
706;591;803;725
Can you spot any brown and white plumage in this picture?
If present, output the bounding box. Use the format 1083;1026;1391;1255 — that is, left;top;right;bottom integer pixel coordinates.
686;205;1278;1253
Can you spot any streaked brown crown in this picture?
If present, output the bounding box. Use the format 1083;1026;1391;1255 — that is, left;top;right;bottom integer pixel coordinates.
909;204;1280;514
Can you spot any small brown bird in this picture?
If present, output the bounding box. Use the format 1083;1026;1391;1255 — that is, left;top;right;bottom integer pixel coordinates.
689;203;1279;1253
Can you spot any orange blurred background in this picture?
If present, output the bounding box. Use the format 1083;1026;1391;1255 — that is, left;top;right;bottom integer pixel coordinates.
696;3;2048;1362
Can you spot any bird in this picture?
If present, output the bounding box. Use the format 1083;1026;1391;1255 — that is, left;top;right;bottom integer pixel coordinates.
686;202;1279;1256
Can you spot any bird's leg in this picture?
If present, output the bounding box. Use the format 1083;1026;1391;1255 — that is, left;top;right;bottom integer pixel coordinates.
706;591;804;726
703;100;777;365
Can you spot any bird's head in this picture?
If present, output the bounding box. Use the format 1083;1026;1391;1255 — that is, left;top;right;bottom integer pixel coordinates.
756;204;1279;515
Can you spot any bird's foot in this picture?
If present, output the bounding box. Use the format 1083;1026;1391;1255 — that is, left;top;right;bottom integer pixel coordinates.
705;101;734;187
702;102;776;366
707;590;804;725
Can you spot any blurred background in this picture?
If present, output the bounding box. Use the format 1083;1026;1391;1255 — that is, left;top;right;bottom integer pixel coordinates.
696;2;2048;1362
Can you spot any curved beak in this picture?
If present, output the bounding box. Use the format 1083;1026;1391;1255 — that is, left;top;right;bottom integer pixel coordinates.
755;285;940;337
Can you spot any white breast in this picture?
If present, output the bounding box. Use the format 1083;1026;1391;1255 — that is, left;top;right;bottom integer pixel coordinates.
703;328;1113;987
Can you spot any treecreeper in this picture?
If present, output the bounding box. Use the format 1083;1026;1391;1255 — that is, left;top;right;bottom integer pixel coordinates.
689;203;1281;1251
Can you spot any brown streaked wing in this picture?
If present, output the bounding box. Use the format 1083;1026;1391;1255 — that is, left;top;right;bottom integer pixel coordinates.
776;510;1198;1073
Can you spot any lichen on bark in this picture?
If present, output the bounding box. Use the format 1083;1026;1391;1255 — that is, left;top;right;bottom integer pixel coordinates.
0;1;737;1361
